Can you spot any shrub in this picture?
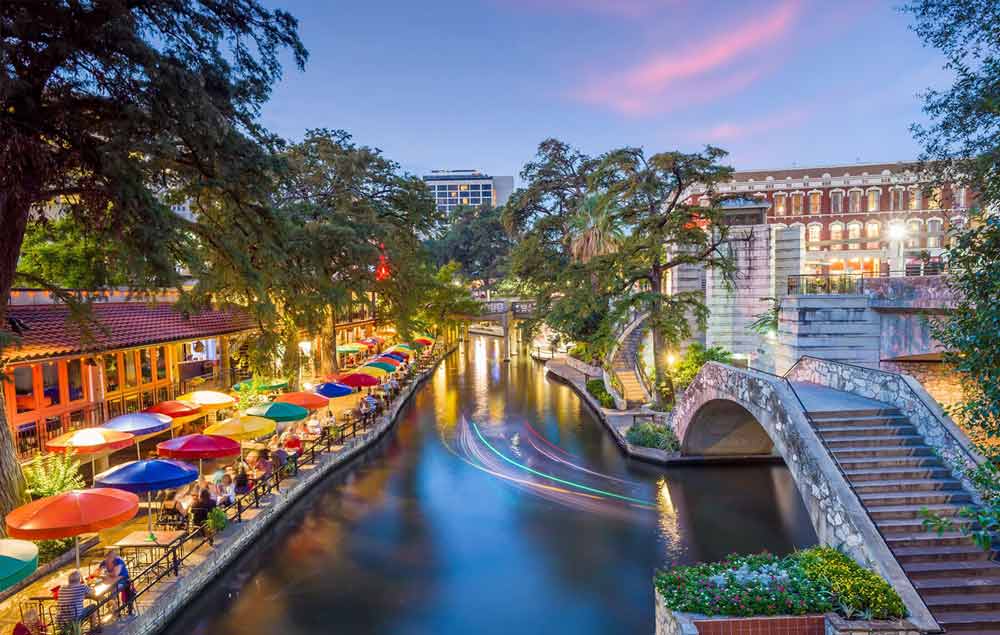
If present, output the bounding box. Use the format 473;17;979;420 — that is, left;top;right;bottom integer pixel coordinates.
655;548;906;620
673;343;733;389
206;507;228;532
626;422;679;452
586;379;616;408
23;452;84;499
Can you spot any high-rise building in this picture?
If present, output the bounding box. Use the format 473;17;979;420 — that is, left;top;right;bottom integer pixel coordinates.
423;170;514;212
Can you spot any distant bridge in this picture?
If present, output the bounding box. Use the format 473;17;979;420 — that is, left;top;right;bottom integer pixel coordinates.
454;298;536;361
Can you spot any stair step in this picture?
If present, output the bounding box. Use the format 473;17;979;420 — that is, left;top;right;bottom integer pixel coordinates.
810;414;910;427
878;517;975;534
904;559;1000;578
926;592;1000;612
885;531;974;548
844;467;952;482
808;408;901;420
861;490;971;506
837;455;944;470
932;610;1000;630
853;478;963;494
868;503;968;521
914;576;1000;595
831;446;934;459
825;435;926;449
893;544;989;563
817;425;917;438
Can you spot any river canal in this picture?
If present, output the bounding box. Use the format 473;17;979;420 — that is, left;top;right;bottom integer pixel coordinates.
165;336;816;635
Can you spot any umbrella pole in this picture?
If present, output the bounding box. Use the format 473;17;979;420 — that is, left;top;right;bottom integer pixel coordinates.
74;536;80;570
136;441;142;461
147;492;155;540
90;456;96;486
199;458;203;475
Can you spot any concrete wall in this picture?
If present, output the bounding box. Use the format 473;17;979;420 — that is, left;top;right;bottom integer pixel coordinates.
706;225;772;361
775;295;881;373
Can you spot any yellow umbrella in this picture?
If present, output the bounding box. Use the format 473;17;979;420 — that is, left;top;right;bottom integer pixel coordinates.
177;390;235;411
204;415;276;442
353;366;388;378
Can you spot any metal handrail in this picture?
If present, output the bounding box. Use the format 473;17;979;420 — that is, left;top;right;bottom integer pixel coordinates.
632;349;654;403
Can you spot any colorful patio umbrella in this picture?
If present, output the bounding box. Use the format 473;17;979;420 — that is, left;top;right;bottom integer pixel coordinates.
6;489;139;567
145;400;203;419
46;428;135;483
232;378;289;392
157;434;241;473
103;413;172;459
382;352;407;362
353;366;388;378
413;336;434;345
365;361;397;373
339;373;380;388
205;415;277;441
0;539;38;591
314;382;353;398
336;344;365;354
94;459;199;536
355;340;376;349
176;390;236;410
393;344;414;351
275;392;329;410
375;356;401;367
245;402;308;423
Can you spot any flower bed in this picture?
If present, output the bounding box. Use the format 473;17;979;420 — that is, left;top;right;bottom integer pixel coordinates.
655;548;906;621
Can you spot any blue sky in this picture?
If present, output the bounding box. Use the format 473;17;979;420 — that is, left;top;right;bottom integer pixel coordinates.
259;0;950;182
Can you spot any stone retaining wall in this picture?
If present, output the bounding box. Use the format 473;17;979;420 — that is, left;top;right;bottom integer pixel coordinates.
120;346;456;635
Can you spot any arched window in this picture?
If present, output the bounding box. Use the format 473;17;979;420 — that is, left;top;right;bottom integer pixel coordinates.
809;191;822;214
907;187;921;211
807;223;822;250
849;189;863;213
867;188;881;212
830;190;844;214
773;192;786;216
865;221;881;249
791;192;804;215
889;187;905;211
829;222;844;251
848;221;862;249
906;218;923;249
926;218;943;248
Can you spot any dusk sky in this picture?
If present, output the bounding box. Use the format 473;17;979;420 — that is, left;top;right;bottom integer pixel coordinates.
259;0;950;182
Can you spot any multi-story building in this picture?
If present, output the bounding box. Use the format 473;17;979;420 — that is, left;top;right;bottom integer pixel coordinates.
693;162;974;276
423;170;514;212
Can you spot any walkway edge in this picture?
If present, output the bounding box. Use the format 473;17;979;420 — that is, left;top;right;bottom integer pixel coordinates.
123;345;457;635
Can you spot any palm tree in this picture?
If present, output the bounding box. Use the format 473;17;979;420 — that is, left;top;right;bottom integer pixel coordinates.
569;195;623;263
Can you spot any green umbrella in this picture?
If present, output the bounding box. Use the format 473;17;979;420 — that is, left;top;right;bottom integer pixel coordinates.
246;401;308;422
393;344;414;351
365;361;397;373
233;378;288;391
0;539;38;591
336;344;364;354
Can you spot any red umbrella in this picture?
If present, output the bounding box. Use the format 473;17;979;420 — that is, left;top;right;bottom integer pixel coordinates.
157;434;240;460
275;392;329;410
6;489;139;567
375;356;401;367
145;400;202;419
339;373;380;388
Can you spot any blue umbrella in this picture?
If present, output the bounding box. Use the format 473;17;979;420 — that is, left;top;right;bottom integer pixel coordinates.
314;382;353;398
103;413;172;459
382;352;406;362
95;459;199;536
0;539;38;591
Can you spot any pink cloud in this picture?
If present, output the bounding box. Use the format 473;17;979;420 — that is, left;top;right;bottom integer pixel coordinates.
574;0;801;115
699;108;811;142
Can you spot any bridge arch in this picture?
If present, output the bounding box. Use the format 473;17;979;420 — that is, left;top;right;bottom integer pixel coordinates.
681;399;774;456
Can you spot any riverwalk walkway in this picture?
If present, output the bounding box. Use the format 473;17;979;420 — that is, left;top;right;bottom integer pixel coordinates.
0;345;455;635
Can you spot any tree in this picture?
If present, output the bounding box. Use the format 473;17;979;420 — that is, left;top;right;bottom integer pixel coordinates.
904;0;1000;441
569;195;623;264
426;205;512;292
1;0;306;523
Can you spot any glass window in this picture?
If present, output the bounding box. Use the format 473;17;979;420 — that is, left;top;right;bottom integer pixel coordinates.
848;223;862;249
849;191;862;213
13;366;35;413
907;220;922;248
461;198;469;205
927;219;942;248
809;192;822;214
459;184;469;191
830;224;843;250
105;355;120;393
41;362;60;407
124;351;138;388
140;348;152;384
908;188;920;210
890;189;903;211
156;346;167;380
791;193;803;215
831;191;843;214
867;189;881;212
67;359;84;401
807;225;821;250
773;194;786;216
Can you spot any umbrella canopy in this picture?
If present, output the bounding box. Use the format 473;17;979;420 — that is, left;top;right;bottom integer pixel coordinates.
393;344;415;351
157;434;241;460
365;361;397;373
375;356;401;367
245;402;308;423
355;341;376;349
360;337;383;345
232;378;288;392
382;352;407;362
275;392;329;409
413;336;434;346
339;373;380;388
94;459;198;494
314;382;353;398
46;428;134;455
145;400;203;420
103;413;171;437
205;415;277;441
353;366;388;378
336;344;365;354
176;391;235;409
6;489;139;541
0;539;38;590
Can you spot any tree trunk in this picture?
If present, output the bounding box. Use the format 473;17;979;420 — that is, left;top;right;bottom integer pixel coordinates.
0;193;34;529
319;309;334;377
648;265;675;406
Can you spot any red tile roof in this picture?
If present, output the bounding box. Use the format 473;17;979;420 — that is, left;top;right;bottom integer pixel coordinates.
3;302;256;363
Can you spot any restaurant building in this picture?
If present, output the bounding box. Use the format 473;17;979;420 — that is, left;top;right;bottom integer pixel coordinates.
2;289;379;461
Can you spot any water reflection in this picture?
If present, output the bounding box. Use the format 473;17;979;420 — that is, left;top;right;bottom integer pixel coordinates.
166;337;816;635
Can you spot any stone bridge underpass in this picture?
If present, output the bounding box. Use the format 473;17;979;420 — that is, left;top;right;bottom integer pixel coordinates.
456;298;536;361
670;358;996;633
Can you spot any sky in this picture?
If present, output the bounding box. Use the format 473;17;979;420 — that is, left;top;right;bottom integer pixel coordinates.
258;0;951;183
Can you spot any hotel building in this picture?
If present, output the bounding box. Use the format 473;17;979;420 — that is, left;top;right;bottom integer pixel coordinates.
423;170;514;212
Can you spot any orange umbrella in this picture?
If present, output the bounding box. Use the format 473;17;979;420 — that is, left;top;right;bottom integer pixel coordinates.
275;392;329;410
47;428;135;484
6;489;139;567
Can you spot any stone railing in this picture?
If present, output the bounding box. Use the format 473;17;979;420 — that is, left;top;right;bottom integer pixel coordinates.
565;356;602;378
786;356;985;500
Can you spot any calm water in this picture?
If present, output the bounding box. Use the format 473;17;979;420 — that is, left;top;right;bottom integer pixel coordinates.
165;336;816;635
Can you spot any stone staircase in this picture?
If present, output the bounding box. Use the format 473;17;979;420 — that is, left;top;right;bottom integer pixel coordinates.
611;326;648;408
807;396;1000;633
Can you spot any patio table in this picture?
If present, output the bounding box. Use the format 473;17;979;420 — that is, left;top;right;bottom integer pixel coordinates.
112;530;185;578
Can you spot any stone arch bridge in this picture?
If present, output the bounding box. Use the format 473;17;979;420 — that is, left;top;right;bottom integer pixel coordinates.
455;298;536;361
670;358;996;632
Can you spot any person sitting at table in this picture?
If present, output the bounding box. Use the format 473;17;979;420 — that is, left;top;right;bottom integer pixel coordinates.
172;483;196;515
256;449;274;478
267;436;289;470
242;451;260;477
195;476;219;502
280;428;303;454
190;488;217;529
56;570;97;629
12;607;43;635
307;416;323;436
98;548;131;605
218;473;236;505
234;467;250;494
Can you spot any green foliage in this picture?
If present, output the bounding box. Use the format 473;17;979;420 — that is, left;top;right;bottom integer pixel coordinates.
673;343;734;390
749;297;780;336
655;548;906;620
206;507;228;533
625;422;679;452
921;457;1000;551
568;342;603;367
22;452;85;499
426;205;513;288
233;378;272;412
586;379;616;409
37;539;76;565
